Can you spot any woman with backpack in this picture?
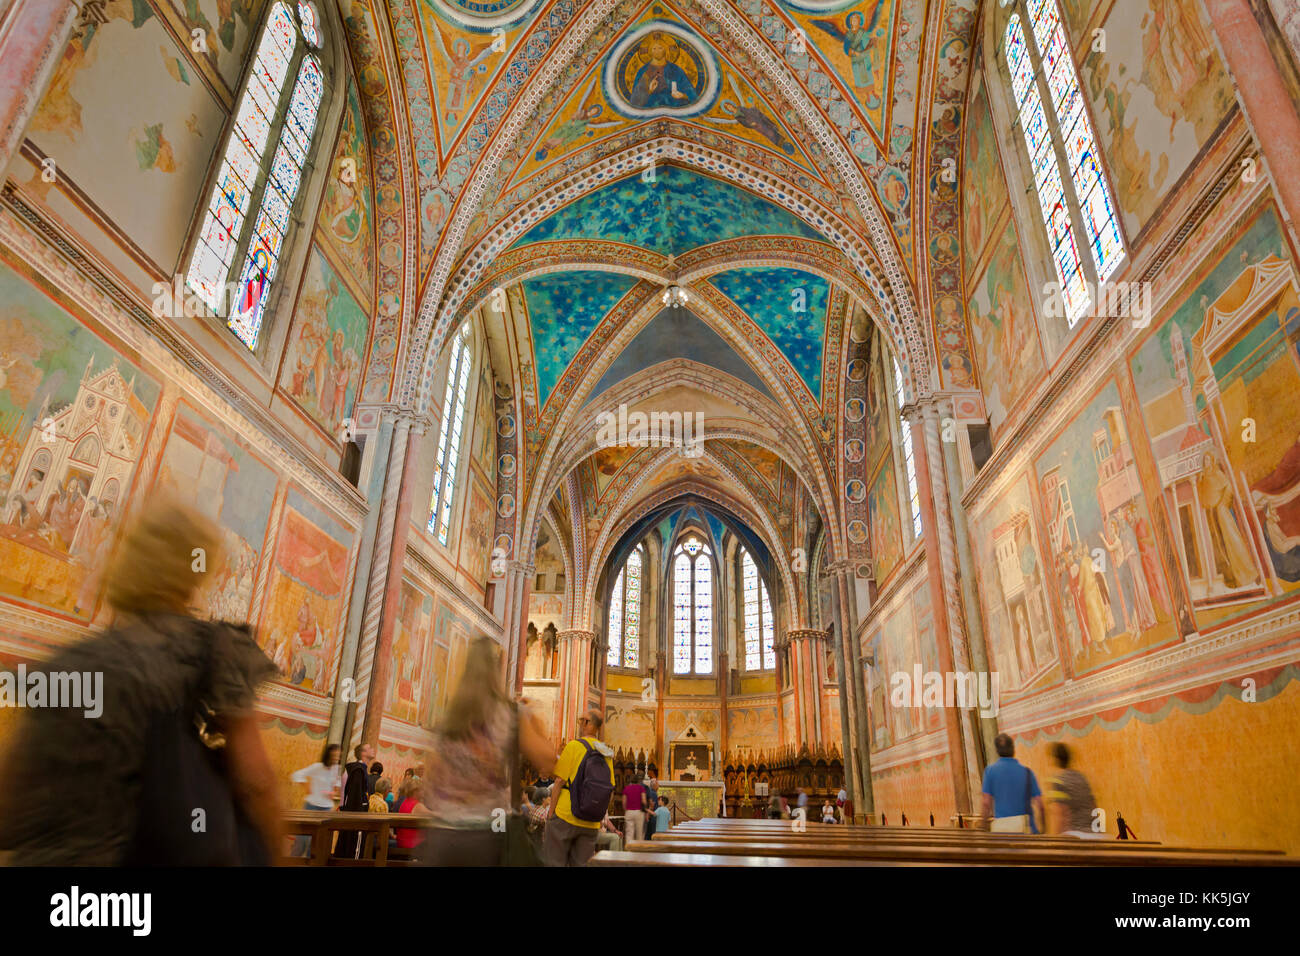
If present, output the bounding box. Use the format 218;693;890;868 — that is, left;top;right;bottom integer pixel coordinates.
423;636;555;865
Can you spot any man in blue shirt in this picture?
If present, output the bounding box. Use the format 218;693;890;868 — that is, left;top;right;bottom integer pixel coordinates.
981;734;1044;833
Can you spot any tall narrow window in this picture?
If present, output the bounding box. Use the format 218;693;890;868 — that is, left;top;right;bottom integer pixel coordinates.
607;547;642;669
893;356;922;538
741;549;775;671
429;325;472;544
186;2;325;350
672;535;713;675
1005;0;1123;327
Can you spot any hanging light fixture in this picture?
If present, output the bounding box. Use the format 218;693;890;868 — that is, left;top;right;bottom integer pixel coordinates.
661;285;689;308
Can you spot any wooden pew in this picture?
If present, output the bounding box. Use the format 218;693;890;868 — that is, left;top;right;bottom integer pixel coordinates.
282;810;440;866
589;851;1014;867
628;836;1296;866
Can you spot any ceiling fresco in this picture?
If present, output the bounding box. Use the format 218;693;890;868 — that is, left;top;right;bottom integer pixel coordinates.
519;270;641;407
707;266;831;399
330;0;988;605
508;165;826;255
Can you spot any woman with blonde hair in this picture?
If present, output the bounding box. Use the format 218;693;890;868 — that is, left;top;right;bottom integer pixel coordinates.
0;497;281;865
424;635;555;865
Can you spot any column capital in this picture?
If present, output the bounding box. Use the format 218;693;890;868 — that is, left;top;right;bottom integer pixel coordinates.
351;402;433;434
507;560;536;576
787;628;829;643
556;628;597;644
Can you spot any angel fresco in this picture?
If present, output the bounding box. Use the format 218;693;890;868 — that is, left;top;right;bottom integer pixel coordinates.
713;73;794;155
812;3;888;110
534;78;620;162
432;19;498;126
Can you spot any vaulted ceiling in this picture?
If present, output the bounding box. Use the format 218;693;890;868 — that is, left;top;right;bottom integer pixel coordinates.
341;0;983;627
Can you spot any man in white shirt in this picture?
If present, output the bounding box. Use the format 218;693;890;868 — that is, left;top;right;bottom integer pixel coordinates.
290;743;343;857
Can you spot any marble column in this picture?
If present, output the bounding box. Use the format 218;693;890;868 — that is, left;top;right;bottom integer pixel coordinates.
501;559;534;695
827;560;872;817
787;628;826;747
904;398;980;813
0;0;78;177
557;628;597;741
350;408;429;748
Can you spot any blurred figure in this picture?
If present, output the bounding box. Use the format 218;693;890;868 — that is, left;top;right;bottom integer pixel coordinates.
767;795;782;819
290;743;343;858
981;733;1043;833
0;498;281;865
822;799;837;824
1044;743;1105;839
424;636;555;866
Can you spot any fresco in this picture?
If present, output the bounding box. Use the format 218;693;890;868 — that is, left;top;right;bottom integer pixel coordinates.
154;404;278;622
604;21;719;119
510;166;823;255
726;704;779;751
257;489;353;693
968;219;1045;438
592;445;638;498
970;473;1059;695
604;703;657;753
708;267;831;399
961;80;1006;277
1081;0;1234;236
867;454;902;584
462;481;493;585
521;271;639;407
434;600;476;715
279;245;369;435
166;0;264;92
780;0;900;143
1129;207;1300;603
1034;380;1178;676
0;260;160;619
315;77;374;304
26;2;226;270
386;578;437;726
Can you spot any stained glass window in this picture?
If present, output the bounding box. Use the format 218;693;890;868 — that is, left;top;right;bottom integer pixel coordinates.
742;549;775;671
672;535;713;675
429;326;472;544
186;1;325;350
1005;1;1124;328
894;357;922;538
607;547;642;669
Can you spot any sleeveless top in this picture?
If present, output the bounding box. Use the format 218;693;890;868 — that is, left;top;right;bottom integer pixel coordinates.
395;798;425;848
426;699;515;829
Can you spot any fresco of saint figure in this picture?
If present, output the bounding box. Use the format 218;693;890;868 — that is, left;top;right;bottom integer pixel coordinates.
629;33;699;109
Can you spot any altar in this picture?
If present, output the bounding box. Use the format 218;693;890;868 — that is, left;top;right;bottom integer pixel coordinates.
658;780;726;819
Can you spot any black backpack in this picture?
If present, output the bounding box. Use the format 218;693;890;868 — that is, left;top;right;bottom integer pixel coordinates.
566;740;613;822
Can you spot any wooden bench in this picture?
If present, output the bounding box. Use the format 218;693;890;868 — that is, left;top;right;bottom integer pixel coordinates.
282;810;440;867
589;851;1014;867
630;836;1296;866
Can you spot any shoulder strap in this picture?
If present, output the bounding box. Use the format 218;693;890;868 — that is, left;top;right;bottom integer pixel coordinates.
563;738;594;790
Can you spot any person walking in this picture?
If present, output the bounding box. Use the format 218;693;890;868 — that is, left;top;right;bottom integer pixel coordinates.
424;636;555;865
544;709;615;866
291;743;344;858
1044;743;1105;838
980;734;1043;833
0;500;283;865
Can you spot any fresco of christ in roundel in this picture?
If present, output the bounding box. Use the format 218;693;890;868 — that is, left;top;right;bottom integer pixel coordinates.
605;24;719;119
428;0;543;28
